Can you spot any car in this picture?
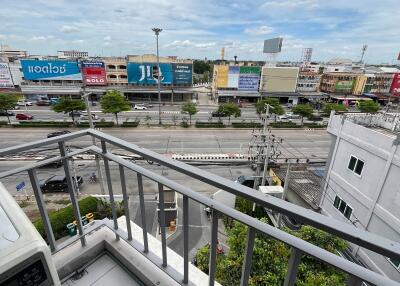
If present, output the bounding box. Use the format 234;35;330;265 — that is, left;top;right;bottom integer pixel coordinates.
36;100;51;106
236;175;255;188
50;98;60;105
47;130;71;138
286;112;300;119
17;100;33;106
0;110;14;116
144;103;153;108
16;113;33;120
69;111;82;117
277;115;292;122
134;104;147;110
79;113;99;120
211;111;226;117
39;175;83;193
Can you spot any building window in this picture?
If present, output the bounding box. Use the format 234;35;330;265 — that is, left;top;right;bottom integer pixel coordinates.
333;195;353;219
388;258;400;270
348;155;364;176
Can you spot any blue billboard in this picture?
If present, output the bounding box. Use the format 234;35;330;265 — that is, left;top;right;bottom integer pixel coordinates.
238;74;260;90
127;63;173;84
21;60;82;80
172;64;192;85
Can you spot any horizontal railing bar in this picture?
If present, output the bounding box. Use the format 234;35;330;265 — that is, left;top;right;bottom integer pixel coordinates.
0;129;89;157
0;147;93;179
90;146;399;286
88;129;400;261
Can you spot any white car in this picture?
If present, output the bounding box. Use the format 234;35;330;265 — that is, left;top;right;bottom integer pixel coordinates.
134;104;147;110
80;113;99;120
17;100;33;106
277;115;292;122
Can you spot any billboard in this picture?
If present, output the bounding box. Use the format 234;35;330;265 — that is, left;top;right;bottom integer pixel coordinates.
215;65;229;88
390;73;400;96
335;80;354;91
127;63;173;84
21;60;82;80
81;61;107;86
260;67;299;92
238;66;260;90
263;37;283;53
227;66;239;88
172;63;192;85
0;63;14;88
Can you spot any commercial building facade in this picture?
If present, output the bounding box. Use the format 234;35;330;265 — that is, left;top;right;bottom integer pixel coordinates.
321;113;400;281
296;71;321;92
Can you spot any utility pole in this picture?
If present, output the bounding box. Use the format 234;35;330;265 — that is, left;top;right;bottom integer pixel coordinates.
82;90;106;195
152;27;163;125
277;162;291;228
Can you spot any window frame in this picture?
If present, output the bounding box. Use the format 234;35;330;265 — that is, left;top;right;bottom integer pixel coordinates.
387;257;400;271
333;195;353;220
347;155;364;177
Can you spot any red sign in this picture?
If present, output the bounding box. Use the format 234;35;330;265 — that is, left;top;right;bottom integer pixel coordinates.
81;61;107;86
390;73;400;96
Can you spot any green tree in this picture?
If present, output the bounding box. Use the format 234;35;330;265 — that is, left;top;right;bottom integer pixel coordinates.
181;102;198;125
193;60;212;74
0;94;18;124
255;98;284;116
358;100;380;113
100;90;131;125
292;104;314;125
222;102;241;124
196;222;347;286
52;98;86;124
322;103;348;117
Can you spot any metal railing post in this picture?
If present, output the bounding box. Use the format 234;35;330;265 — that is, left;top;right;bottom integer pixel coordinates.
209;209;219;286
158;183;167;267
137;173;149;253
101;140;119;240
58;141;85;247
284;248;303;286
119;165;132;241
183;195;189;284
240;227;256;286
28;169;56;252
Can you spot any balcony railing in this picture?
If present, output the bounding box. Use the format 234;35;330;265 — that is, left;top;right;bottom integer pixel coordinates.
0;129;400;286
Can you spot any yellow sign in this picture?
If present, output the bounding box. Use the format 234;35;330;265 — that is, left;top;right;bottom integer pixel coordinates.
215;65;228;88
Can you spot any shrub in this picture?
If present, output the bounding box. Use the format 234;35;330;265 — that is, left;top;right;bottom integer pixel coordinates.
195;121;225;128
304;123;327;128
231;122;263;128
77;121;114;128
270;122;301;128
180;121;189;128
0;121;8;126
121;121;140;127
33;196;99;240
14;121;71;128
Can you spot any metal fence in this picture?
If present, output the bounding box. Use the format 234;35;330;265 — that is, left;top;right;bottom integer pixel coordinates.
0;129;399;286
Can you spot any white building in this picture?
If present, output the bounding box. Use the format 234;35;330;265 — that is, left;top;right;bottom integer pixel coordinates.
8;61;23;87
57;50;88;59
321;112;400;281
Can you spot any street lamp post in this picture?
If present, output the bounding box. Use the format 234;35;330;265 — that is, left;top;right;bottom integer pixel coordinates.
152;27;163;125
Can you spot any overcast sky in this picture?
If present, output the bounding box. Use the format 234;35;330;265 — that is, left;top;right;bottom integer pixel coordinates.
0;0;398;64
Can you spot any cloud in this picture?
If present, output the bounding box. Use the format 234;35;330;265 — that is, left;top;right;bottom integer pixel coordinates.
244;25;273;35
60;25;79;33
30;35;54;41
103;36;112;41
261;0;319;10
163;40;216;49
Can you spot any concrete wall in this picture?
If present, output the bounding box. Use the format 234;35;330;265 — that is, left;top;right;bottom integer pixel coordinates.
321;114;400;281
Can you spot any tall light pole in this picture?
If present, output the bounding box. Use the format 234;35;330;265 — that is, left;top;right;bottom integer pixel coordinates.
152;27;162;125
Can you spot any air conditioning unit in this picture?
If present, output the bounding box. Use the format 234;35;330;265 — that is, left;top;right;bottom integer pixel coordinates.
259;185;284;199
0;183;60;285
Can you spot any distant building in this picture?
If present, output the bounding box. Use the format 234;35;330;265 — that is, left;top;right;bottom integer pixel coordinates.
0;45;28;62
320;73;359;94
57;50;88;59
296;71;321;93
103;57;128;86
321;112;400;281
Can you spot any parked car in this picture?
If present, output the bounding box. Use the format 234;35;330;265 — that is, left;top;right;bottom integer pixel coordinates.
17;100;33;106
286;112;301;119
0;110;14;116
211;111;226;117
144;103;153;108
80;113;99;120
36;100;51;106
37;156;63;168
134;104;147;110
69;111;82;117
39;175;83;193
47;130;71;138
50;98;60;105
16;113;33;120
277;115;292;122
